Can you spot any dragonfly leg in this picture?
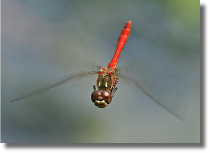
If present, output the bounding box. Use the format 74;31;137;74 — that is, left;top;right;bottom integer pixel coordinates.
93;85;96;90
111;87;118;97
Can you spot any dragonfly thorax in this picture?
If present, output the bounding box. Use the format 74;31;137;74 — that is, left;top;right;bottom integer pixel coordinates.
97;74;112;90
91;67;118;108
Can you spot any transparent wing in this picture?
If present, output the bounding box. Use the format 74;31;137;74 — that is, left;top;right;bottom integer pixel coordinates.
117;72;183;120
11;70;99;102
7;22;101;102
117;45;198;121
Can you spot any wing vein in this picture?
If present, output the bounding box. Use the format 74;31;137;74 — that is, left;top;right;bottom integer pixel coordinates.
117;73;184;121
11;71;98;102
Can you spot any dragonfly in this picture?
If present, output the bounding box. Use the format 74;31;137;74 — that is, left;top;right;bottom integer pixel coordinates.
91;21;131;108
11;21;186;120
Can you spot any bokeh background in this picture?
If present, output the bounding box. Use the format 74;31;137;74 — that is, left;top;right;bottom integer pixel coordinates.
2;0;200;143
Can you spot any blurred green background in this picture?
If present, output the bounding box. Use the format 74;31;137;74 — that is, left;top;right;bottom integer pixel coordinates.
1;0;200;143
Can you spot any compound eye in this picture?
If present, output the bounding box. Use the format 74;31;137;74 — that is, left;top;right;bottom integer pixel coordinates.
101;90;112;104
91;90;101;102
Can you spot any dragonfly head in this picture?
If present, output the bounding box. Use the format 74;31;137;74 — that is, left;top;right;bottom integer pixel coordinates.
91;90;112;108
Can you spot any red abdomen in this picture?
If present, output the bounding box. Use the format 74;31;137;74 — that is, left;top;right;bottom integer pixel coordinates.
108;21;131;69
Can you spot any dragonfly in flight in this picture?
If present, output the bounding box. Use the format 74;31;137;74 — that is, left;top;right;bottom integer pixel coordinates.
11;21;186;120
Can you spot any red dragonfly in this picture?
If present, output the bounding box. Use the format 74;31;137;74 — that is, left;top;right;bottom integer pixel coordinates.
91;21;131;108
11;21;183;120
